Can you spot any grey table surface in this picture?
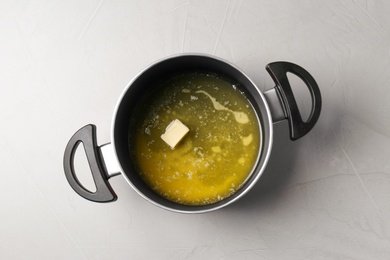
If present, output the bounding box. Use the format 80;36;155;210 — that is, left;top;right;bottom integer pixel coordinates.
1;0;390;259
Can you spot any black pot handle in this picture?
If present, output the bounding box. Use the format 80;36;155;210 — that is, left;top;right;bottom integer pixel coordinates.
63;124;117;202
266;62;322;140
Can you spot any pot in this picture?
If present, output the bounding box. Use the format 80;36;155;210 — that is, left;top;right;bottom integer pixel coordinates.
63;53;321;213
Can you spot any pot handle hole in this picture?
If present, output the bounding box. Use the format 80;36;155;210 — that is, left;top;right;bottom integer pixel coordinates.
265;62;322;140
63;124;117;202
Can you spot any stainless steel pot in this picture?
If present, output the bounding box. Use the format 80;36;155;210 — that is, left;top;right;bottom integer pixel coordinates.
63;53;321;213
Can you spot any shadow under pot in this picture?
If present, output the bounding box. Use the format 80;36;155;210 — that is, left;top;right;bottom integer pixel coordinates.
63;54;321;213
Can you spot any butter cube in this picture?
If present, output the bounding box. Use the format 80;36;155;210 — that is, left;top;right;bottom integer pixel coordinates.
161;119;190;149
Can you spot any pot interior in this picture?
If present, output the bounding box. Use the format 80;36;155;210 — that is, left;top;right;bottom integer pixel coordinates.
112;54;272;212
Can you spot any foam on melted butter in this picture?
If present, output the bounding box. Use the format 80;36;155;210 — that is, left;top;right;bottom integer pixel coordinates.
131;73;261;206
195;90;250;124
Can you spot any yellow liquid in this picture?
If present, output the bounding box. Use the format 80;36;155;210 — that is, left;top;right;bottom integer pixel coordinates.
130;73;261;206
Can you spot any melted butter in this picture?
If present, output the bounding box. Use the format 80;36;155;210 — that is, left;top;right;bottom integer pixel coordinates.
130;72;261;206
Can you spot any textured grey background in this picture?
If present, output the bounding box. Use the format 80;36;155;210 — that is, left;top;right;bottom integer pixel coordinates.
1;0;390;259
